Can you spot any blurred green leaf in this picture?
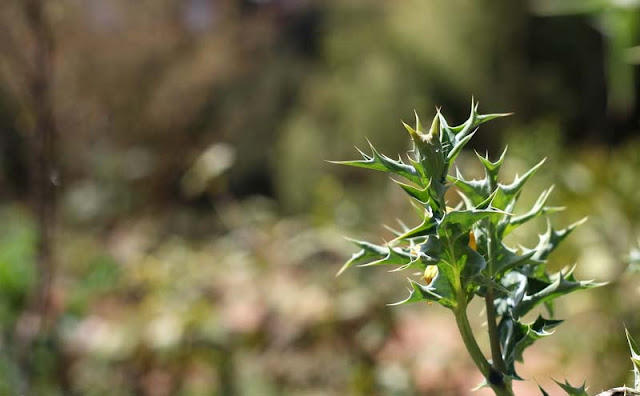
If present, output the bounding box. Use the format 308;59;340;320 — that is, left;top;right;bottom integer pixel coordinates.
626;328;640;390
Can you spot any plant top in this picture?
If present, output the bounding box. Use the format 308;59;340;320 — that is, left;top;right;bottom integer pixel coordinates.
333;99;603;396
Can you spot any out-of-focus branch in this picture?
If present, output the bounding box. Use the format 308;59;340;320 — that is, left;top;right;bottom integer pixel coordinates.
596;387;640;396
14;2;59;392
24;0;57;326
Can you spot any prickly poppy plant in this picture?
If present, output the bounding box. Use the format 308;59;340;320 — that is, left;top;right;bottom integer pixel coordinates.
333;100;604;396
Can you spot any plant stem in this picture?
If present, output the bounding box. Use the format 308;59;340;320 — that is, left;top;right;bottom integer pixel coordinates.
485;289;507;372
450;232;512;396
486;226;507;373
454;303;514;396
454;304;491;378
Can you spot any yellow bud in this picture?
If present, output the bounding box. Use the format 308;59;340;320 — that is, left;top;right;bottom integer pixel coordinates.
422;265;439;285
469;231;476;251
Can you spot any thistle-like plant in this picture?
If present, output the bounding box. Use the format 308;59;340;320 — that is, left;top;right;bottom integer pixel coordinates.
333;100;603;396
591;329;640;396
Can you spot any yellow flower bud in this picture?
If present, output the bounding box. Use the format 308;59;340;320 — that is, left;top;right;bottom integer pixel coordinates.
469;231;477;251
422;265;439;285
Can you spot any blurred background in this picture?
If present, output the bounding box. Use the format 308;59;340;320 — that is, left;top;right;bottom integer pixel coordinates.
1;0;640;395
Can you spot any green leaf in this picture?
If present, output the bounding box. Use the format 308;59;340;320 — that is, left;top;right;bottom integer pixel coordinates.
391;178;442;212
475;146;508;183
358;243;422;270
450;99;481;136
502;186;563;236
438;99;511;173
415;235;444;258
499;315;563;379
391;209;438;243
403;112;446;183
336;238;434;276
492;243;538;277
448;171;492;206
625;328;640;390
437;111;457;150
437;208;507;239
470;273;510;295
382;219;410;238
459;245;487;279
474;111;514;127
329;139;420;184
492;158;546;210
449;99;513;137
512;267;603;319
336;239;392;276
446;129;477;164
522;218;587;262
390;276;456;309
539;385;550;396
553;379;589;396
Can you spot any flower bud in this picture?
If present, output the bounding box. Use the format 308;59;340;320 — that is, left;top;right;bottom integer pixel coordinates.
405;113;445;182
422;265;439;285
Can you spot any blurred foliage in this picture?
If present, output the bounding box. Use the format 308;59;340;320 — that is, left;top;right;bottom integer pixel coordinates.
0;0;638;395
0;206;36;325
531;0;640;115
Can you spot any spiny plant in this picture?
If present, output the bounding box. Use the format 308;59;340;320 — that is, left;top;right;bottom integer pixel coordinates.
625;329;640;393
590;329;640;396
332;100;604;396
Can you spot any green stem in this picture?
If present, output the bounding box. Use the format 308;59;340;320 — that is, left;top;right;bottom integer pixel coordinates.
486;226;507;373
448;231;512;396
454;304;514;396
485;289;506;372
454;304;491;378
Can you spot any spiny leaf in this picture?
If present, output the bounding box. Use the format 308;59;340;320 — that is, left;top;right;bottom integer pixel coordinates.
448;170;492;206
500;315;563;379
402;120;421;143
437;110;457;149
553;379;589;396
329;139;420;183
474;111;514;126
437;208;508;239
492;158;547;210
389;276;456;309
358;242;421;270
458;245;487;280
450;99;480;137
390;210;438;243
522;218;588;262
336;239;389;276
383;219;410;237
492;244;538;277
477;188;501;210
512;268;604;318
475;146;508;182
408;154;428;183
502;186;562;236
625;327;640;390
391;178;442;212
446;129;477;163
449;99;513;137
470;272;510;295
415;235;444;258
404;112;446;184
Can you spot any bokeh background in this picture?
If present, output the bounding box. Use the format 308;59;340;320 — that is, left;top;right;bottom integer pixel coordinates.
1;0;640;395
